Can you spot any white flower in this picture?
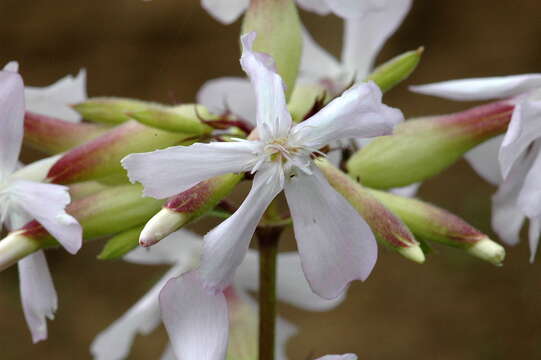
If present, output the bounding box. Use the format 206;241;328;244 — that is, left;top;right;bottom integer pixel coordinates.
0;62;83;342
123;32;402;299
411;73;541;261
91;230;343;360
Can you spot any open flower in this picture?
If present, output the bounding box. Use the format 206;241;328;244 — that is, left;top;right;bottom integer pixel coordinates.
0;62;83;342
123;32;402;299
411;73;541;261
92;230;343;360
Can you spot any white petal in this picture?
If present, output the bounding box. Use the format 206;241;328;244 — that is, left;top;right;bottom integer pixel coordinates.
161;345;177;360
160;271;229;360
299;27;343;82
196;77;256;124
327;0;390;18
122;141;259;199
201;0;249;24
276;317;298;360
517;149;541;218
91;267;179;360
389;182;420;197
25;69;86;122
10;154;63;182
410;74;541;101
0;67;25;180
240;32;292;141
236;251;346;311
296;0;331;15
200;163;283;292
18;251;58;343
499;101;541;178
528;218;541;263
292;82;402;149
465;136;503;185
341;0;412;78
6;180;82;254
284;167;377;299
316;354;358;360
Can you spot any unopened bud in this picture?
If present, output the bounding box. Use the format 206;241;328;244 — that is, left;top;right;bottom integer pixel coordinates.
347;100;514;189
316;158;424;263
242;0;302;99
367;189;505;265
366;47;423;93
287;84;329;123
129;104;214;134
72;97;154;124
139;208;188;247
0;231;41;271
98;226;144;260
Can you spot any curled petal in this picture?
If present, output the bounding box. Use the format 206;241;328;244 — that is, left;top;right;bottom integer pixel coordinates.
240;32;292;141
200;163;283;292
465;136;503;186
25;69;86;122
197;77;256;124
284;167;377;299
0;66;25;179
18;251;58;343
410;74;541;101
160;271;229;360
201;0;249;24
292;82;402;149
122;141;258;199
7;180;82;254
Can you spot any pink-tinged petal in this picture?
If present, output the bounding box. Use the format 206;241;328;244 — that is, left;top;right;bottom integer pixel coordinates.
284;167;377;299
160;271;229;360
91;267;178;360
465;136;503;186
197;77;256;124
240;32;292;141
528;218;540;263
292;82;402;149
341;0;412;78
25;69;86;123
7;180;82;254
18;251;58;343
0;66;25;179
316;354;358;360
299;27;343;83
296;0;331;15
236;251;345;311
200;163;283;292
410;74;541;101
124;229;202;266
201;0;249;24
122;141;259;199
499;101;541;178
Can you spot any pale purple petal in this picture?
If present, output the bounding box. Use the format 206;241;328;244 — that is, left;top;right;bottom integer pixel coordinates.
25;69;86;123
292;82;402;149
196;77;256;124
0;66;25;179
201;0;249;24
236;251;346;311
410;74;541;101
284;167;377;299
341;0;412;78
499;101;541;178
160;271;229;360
316;354;358;360
296;0;331;15
200;163;283;292
465;136;503;186
122;141;259;199
7;180;82;254
300;27;343;82
18;251;58;343
240;32;292;141
528;218;540;263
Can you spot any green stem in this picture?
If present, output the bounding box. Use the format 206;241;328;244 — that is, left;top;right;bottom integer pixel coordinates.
256;226;282;360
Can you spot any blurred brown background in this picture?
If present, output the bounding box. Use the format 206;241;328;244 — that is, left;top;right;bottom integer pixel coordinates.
1;0;541;359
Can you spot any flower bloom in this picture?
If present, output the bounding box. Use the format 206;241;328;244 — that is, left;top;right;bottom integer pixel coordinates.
0;62;83;342
411;73;541;261
91;230;343;360
123;32;402;300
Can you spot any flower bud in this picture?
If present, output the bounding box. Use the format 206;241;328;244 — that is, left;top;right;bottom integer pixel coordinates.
0;231;41;271
140;173;243;246
97;225;144;260
24;112;109;154
367;189;505;265
347;100;514;189
72;97;155;124
129;104;214;134
47;121;193;184
242;0;302;99
287;83;329;123
316;158;425;263
366;47;424;93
